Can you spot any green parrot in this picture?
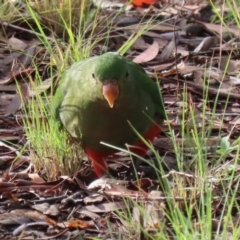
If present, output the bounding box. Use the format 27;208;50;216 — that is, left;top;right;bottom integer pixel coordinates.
52;52;166;177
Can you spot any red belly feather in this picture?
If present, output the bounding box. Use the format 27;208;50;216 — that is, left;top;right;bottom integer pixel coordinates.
85;123;161;177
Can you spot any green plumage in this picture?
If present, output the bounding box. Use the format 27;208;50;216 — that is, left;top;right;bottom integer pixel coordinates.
52;52;165;153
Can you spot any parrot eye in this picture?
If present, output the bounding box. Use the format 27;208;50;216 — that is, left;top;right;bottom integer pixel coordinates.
125;71;129;78
103;80;108;85
112;80;117;85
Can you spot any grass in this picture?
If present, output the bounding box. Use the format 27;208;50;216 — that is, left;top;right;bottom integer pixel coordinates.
211;0;240;26
5;0;240;238
112;83;240;239
0;0;21;22
100;73;240;239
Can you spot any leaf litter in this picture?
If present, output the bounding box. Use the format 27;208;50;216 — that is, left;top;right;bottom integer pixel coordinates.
0;0;240;239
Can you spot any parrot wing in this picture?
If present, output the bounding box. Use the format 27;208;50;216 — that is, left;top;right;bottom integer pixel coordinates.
127;59;166;121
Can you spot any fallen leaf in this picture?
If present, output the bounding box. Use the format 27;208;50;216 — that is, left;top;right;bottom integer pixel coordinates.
0;210;57;225
28;173;46;183
159;37;177;61
8;36;27;51
82;202;127;213
219;56;240;73
133;40;159;63
84;193;104;204
4;83;29;116
194;36;218;52
65;219;94;229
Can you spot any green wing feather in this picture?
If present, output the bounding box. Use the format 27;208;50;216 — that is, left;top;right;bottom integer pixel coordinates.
51;57;100;139
51;72;66;121
51;57;95;120
127;59;166;120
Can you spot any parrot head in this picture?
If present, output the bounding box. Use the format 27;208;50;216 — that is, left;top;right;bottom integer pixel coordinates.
92;52;129;108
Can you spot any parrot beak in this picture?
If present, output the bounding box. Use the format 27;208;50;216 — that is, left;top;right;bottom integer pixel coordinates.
102;81;119;108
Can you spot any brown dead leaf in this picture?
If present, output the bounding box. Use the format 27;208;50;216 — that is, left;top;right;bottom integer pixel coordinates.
197;21;240;38
133;40;159;63
129;191;165;233
3;94;21;116
132;36;149;50
0;52;22;66
28;173;46;183
0;210;57;225
77;209;100;220
82;202;127;213
219;56;240;73
159;37;176;61
29;77;53;96
0;93;12;107
4;83;29;116
1;192;19;202
31;203;59;216
178;62;205;75
8;36;27;51
150;62;176;72
92;0;127;9
84;193;104;204
31;203;51;213
87;177;112;189
193;70;204;85
0;85;17;91
143;191;165;229
65;219;94;229
194;36;218;52
87;177;129;190
0;211;32;225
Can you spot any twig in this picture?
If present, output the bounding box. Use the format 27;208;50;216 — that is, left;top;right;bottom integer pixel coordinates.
0;21;54;41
